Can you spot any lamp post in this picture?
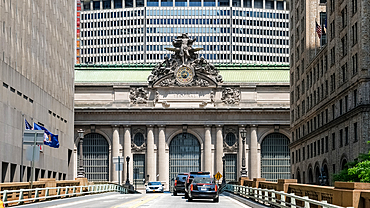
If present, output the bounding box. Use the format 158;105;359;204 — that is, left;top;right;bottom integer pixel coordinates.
318;167;327;186
125;156;130;185
222;155;226;184
77;129;85;178
240;129;248;177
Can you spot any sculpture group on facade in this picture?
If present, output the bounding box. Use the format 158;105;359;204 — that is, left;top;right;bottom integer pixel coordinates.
147;33;223;87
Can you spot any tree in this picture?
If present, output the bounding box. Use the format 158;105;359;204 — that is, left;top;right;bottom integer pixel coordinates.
333;146;370;183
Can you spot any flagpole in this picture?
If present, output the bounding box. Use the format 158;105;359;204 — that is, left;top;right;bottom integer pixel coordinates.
21;114;24;182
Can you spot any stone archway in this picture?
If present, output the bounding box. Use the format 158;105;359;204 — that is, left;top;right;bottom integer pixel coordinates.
169;133;201;183
77;133;109;181
260;133;290;181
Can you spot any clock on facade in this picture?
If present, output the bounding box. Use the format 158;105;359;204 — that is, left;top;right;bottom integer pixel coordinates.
175;66;194;85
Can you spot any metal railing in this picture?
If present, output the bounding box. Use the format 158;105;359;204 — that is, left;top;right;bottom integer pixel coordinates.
224;184;354;208
1;184;127;206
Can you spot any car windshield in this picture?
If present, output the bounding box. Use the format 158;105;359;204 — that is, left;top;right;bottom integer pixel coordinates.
193;177;214;184
177;175;188;182
148;182;162;185
190;174;210;178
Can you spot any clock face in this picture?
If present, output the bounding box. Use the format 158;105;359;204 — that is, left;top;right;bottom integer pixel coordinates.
176;66;194;84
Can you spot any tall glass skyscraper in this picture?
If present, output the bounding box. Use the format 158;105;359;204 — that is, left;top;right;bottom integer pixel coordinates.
78;0;289;64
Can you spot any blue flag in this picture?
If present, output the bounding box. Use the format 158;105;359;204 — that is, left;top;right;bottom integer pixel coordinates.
25;119;33;130
33;123;59;148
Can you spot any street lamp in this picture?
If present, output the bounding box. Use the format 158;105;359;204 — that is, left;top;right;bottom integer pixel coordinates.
318;167;327;186
125;156;130;185
240;129;248;177
222;156;226;184
77;129;85;178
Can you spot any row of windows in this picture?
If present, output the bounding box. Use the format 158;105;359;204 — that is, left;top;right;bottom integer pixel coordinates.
292;88;358;140
83;0;286;10
146;9;288;19
81;43;288;55
145;26;289;36
81;53;288;64
292;122;358;165
81;9;288;21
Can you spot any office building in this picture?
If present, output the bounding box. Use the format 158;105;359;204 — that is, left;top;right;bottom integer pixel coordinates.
0;1;75;182
289;0;370;185
77;0;290;65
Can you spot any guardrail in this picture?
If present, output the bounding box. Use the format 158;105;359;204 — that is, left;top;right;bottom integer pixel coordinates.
1;184;127;206
224;184;354;208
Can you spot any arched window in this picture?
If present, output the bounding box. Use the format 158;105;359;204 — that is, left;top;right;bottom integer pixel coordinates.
225;132;236;146
261;133;290;182
133;133;145;146
77;133;109;181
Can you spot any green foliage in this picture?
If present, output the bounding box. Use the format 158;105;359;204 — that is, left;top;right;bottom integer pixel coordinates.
348;160;370;183
333;142;370;183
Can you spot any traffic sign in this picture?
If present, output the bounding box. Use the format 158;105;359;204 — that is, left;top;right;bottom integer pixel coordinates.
215;171;222;181
23;130;44;145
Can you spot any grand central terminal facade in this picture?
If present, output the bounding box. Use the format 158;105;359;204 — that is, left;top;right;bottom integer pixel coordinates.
73;35;291;190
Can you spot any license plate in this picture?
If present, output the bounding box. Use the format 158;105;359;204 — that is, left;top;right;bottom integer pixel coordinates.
201;188;207;191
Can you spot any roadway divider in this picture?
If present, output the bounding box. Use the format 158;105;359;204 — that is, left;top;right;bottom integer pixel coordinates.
0;184;128;206
224;184;354;208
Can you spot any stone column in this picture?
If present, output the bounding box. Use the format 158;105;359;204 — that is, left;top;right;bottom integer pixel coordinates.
112;126;121;183
215;125;223;177
146;125;155;182
238;126;245;179
250;125;258;179
204;126;212;174
158;125;166;183
123;126;131;183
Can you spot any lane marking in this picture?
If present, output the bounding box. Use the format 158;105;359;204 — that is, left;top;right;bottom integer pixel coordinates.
111;195;149;208
129;195;161;208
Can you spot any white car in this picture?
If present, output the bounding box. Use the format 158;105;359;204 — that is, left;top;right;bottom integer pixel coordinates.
146;181;164;193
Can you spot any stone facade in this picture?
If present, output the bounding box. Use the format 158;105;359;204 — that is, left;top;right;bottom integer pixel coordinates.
0;1;75;182
74;62;291;190
290;0;370;185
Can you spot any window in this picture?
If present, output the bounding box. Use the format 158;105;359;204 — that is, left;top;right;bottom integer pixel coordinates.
317;140;320;155
325;136;329;152
352;23;358;46
332;104;335;120
345;95;348;112
345;127;349;145
341;6;347;29
354;122;358;142
243;0;252;8
354;89;358;107
103;0;111;9
254;0;263;8
340;129;343;147
303;147;305;160
352;0;358;15
341;35;348;57
340;99;343;115
330;47;335;65
352;53;358;75
330;0;335;14
332;133;336;150
342;63;347;83
321;138;324;154
277;1;284;10
330;21;335;40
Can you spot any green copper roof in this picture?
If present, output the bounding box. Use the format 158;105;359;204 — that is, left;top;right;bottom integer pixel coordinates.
75;64;290;83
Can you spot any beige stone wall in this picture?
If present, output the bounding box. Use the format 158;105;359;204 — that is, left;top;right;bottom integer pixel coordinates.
0;1;75;182
74;81;291;188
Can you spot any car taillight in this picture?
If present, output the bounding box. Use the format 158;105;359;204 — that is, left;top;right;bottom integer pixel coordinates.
215;185;218;192
174;180;177;186
190;184;193;191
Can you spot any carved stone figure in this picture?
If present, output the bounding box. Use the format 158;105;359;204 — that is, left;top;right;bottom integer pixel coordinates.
129;87;148;104
148;33;223;87
221;87;241;104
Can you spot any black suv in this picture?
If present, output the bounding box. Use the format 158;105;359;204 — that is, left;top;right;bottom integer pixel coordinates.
173;173;189;196
184;171;211;199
